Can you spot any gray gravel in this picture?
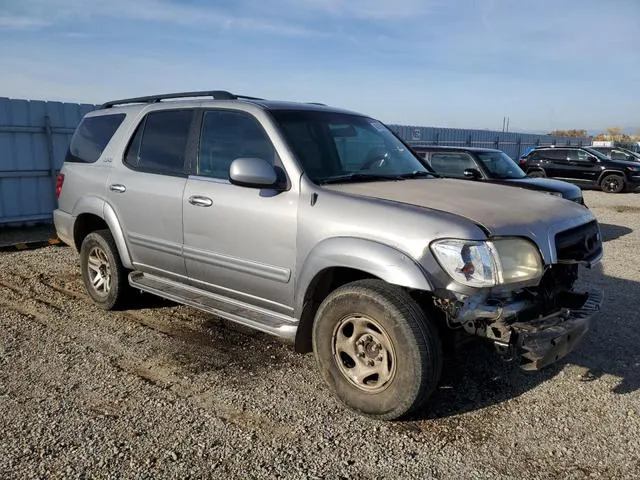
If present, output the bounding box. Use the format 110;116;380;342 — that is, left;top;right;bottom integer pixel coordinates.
1;190;639;479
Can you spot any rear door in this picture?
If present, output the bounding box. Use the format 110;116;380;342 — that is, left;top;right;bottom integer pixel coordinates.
536;148;570;178
107;109;194;279
566;149;600;184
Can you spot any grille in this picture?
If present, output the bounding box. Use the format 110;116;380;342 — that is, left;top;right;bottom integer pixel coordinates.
555;220;601;262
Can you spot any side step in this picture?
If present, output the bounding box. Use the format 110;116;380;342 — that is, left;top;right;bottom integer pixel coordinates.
128;271;298;343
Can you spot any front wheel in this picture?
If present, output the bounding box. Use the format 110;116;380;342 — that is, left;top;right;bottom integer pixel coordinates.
312;280;442;420
600;174;625;193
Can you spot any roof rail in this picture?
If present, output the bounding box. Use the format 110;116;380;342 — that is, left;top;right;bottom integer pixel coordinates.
101;90;264;109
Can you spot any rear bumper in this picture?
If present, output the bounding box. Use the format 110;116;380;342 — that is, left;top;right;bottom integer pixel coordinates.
53;209;75;249
511;290;603;370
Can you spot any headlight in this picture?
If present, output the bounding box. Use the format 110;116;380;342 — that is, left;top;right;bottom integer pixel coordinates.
430;238;543;287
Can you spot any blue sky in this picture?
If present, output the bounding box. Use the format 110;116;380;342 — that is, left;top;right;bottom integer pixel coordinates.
1;0;638;132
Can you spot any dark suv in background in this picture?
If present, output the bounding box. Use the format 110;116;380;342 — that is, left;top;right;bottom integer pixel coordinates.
520;146;640;193
589;146;640;163
412;146;584;204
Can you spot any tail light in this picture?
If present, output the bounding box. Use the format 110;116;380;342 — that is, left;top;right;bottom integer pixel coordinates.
55;173;65;199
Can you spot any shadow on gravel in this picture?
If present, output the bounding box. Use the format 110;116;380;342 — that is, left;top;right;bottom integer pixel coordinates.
410;262;640;421
124;291;178;310
599;223;633;242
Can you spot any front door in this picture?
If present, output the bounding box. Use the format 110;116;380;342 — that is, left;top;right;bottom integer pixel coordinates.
107;109;194;279
182;109;298;315
566;149;601;184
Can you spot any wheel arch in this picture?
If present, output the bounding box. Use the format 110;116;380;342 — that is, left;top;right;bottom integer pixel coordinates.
597;169;626;184
293;238;433;353
71;197;133;269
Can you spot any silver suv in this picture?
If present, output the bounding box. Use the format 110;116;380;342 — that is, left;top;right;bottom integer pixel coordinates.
54;91;603;420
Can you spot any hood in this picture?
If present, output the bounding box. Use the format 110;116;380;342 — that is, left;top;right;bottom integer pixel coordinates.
323;178;592;236
503;177;582;199
607;159;640;168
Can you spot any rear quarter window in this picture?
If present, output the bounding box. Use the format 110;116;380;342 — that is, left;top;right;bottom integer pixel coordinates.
66;113;126;163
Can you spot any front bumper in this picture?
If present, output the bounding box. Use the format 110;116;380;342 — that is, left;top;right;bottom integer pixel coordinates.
450;288;603;371
511;290;603;370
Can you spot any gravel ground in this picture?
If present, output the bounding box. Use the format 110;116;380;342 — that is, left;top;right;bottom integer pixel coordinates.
1;190;639;479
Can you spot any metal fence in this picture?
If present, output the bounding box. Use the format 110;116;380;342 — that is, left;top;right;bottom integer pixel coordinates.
0;97;592;226
390;125;591;160
0;98;96;225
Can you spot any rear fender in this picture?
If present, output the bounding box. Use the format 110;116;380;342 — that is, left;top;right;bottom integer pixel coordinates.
72;196;133;269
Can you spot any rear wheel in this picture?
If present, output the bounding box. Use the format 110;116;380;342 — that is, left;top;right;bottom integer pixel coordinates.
312;279;442;420
80;229;131;310
600;174;625;193
527;170;545;178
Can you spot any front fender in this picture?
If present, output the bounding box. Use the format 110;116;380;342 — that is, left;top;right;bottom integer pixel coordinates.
294;237;433;316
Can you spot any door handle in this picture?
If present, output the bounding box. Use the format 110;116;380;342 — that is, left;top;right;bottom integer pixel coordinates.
188;195;213;207
109;184;126;193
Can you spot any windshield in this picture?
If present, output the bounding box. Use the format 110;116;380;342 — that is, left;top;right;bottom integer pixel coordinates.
476;151;526;179
583;147;611;161
270;110;431;183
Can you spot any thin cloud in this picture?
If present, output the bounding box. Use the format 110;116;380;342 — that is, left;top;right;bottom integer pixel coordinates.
287;0;441;19
0;15;50;29
1;0;326;37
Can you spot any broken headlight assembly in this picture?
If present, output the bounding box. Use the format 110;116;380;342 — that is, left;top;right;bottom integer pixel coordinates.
430;238;543;288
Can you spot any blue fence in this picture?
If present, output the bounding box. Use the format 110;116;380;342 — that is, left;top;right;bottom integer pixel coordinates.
0;98;96;225
390;124;590;160
0;97;592;226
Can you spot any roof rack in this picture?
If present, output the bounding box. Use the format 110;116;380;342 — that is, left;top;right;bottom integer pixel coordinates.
101;90;264;109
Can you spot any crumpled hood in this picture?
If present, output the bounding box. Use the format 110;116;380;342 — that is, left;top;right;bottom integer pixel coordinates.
323;178;593;235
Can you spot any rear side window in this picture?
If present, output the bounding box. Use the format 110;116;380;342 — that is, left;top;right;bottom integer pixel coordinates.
66;114;125;163
539;149;567;160
124;110;193;175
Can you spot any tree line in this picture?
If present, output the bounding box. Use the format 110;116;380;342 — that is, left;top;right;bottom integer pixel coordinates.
550;128;640;141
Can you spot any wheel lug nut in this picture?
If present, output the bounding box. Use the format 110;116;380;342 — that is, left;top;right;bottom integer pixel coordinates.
368;360;375;367
358;352;365;358
376;356;383;362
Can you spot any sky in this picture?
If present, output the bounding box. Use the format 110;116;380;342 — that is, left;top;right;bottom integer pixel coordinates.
0;0;639;132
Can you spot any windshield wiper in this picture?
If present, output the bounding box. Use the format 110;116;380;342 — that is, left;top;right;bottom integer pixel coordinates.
395;170;438;179
318;173;402;185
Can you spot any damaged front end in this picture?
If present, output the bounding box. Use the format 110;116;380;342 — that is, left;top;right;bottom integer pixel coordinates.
431;221;604;370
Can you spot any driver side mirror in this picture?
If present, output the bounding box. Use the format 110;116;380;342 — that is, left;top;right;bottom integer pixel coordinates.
229;157;279;189
463;168;482;179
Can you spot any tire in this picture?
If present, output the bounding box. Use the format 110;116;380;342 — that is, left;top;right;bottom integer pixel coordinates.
80;229;131;310
312;279;442;420
527;170;545;178
600;174;625;193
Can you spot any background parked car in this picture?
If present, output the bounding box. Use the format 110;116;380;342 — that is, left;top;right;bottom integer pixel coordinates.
520;146;640;193
589;146;640;163
412;146;584;204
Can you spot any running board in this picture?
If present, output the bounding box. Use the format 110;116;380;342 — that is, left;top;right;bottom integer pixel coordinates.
128;271;297;343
